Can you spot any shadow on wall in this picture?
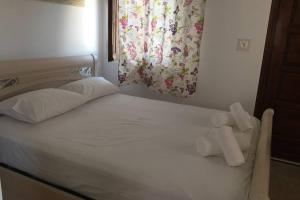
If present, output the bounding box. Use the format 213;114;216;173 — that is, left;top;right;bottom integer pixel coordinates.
0;0;98;60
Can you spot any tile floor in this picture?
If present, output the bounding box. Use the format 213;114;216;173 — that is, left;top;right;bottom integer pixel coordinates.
270;160;300;200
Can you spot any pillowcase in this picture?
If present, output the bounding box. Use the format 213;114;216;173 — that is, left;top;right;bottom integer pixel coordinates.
59;77;119;101
0;88;87;123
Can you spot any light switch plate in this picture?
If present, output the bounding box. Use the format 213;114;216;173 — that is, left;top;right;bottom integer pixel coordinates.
237;39;251;51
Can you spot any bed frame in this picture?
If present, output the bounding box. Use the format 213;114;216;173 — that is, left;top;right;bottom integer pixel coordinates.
249;108;274;200
0;55;274;200
0;54;96;101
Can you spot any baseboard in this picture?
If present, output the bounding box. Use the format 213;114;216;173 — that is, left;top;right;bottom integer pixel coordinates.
271;157;300;166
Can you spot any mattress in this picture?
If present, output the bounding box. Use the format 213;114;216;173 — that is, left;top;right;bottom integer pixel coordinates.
0;94;260;200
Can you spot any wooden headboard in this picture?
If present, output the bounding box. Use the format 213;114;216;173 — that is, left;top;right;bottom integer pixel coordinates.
0;55;96;101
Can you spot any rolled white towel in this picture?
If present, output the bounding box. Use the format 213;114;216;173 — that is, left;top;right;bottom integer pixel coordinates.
230;103;253;131
211;112;235;127
196;133;219;156
215;126;245;167
196;128;252;156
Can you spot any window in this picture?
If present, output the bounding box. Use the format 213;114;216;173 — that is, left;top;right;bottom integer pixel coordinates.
108;0;118;62
110;0;206;97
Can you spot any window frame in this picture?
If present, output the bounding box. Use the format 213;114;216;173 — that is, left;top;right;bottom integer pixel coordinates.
108;0;114;62
108;0;119;62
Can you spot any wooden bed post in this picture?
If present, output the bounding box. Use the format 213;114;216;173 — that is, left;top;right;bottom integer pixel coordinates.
249;109;274;200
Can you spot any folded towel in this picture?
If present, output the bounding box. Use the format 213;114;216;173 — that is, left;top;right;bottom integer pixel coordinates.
196;128;252;156
230;103;253;131
215;126;245;167
196;133;219;156
211;112;235;127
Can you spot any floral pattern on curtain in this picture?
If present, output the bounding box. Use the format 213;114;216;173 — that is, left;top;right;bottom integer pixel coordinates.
118;0;206;97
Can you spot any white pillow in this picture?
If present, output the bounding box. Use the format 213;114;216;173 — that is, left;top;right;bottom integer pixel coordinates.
60;77;119;101
0;88;87;123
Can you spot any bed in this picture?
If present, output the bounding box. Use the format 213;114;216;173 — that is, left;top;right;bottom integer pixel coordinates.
0;55;274;200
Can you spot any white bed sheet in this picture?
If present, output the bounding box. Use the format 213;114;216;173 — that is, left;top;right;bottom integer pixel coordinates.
0;94;260;200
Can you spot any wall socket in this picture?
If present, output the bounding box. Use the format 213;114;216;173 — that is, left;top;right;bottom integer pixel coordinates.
237;39;251;51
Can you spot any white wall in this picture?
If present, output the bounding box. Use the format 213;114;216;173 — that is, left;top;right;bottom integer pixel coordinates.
100;0;272;114
0;0;99;60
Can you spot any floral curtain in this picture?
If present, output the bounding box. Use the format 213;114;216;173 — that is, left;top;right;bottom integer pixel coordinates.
118;0;206;97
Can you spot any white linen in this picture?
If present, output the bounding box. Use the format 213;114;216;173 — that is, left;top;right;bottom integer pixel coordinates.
0;88;87;123
196;128;253;157
0;179;2;200
214;127;246;167
230;103;253;131
60;77;119;101
211;112;235;127
0;94;260;200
